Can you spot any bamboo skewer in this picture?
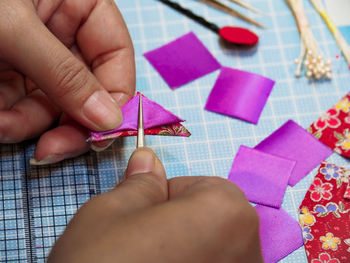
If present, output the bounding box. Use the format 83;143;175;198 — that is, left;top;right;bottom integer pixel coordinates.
227;0;264;15
198;0;264;28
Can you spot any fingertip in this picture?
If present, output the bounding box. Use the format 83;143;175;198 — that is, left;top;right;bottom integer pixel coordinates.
30;154;65;166
90;139;114;152
82;90;123;131
125;147;165;179
112;92;133;107
33;123;90;164
114;147;168;207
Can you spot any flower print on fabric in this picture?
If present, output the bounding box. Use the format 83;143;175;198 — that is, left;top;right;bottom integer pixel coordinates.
302;226;314;243
309;178;333;202
308;93;350;158
320;233;340;251
313;201;350;218
334;128;350;151
299;207;316;226
320;162;348;189
310;252;340;263
313;202;338;218
345;116;350;124
345;185;350;199
299;161;350;262
158;124;191;136
320;164;341;181
335;97;350;113
314;109;341;130
344;239;350;253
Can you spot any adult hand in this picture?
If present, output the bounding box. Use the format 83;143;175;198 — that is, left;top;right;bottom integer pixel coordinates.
0;0;135;164
48;148;263;263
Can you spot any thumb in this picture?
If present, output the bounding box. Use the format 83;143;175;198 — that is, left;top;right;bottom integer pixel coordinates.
113;147;168;211
0;5;122;131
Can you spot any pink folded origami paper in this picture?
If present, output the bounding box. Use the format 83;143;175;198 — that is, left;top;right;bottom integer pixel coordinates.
256;205;304;263
255;120;333;186
89;93;190;142
205;67;275;124
144;32;221;89
228;146;296;208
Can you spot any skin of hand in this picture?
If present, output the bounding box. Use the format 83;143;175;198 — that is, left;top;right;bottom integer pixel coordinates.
47;148;263;263
0;0;135;164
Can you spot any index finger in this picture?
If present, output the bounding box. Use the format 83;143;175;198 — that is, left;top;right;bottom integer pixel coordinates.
46;0;136;105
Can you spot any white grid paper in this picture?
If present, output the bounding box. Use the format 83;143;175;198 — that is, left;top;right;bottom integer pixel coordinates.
1;0;350;262
103;1;350;262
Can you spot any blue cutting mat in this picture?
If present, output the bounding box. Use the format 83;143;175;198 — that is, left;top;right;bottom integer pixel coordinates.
1;0;350;262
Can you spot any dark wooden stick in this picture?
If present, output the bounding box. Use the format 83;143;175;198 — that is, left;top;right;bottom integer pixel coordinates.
158;0;220;33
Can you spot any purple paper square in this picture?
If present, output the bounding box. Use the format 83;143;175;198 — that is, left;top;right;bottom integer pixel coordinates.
255;120;333;186
205;67;275;124
228;146;295;208
256;205;303;263
144;32;221;89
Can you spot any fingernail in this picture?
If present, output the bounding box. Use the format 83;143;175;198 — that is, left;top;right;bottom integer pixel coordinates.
83;90;123;131
90;139;114;152
113;93;131;106
125;148;158;177
29;154;64;166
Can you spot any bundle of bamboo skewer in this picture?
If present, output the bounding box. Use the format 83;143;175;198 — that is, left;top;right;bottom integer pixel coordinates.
198;0;264;28
287;0;332;80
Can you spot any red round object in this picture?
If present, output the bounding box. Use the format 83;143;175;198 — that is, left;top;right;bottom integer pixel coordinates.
219;26;259;46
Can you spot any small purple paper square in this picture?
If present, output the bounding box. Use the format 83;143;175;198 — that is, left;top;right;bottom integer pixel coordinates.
205;67;275;124
228;146;295;208
255;120;333;186
144;32;221;89
256;205;303;263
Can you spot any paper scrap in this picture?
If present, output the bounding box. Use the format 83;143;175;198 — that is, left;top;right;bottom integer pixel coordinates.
205;67;275;124
228;146;295;208
255;120;333;186
256;205;304;263
144;32;221;89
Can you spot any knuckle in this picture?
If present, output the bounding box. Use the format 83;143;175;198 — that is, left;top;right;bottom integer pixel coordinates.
120;173;167;203
52;57;90;102
190;177;258;232
60;0;81;15
192;177;246;204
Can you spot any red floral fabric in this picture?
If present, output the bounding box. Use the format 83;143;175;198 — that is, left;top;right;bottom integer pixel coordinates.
89;122;191;142
299;162;350;262
308;94;350;157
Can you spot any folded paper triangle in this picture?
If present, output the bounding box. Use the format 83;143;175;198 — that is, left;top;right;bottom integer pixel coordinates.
89;93;191;142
